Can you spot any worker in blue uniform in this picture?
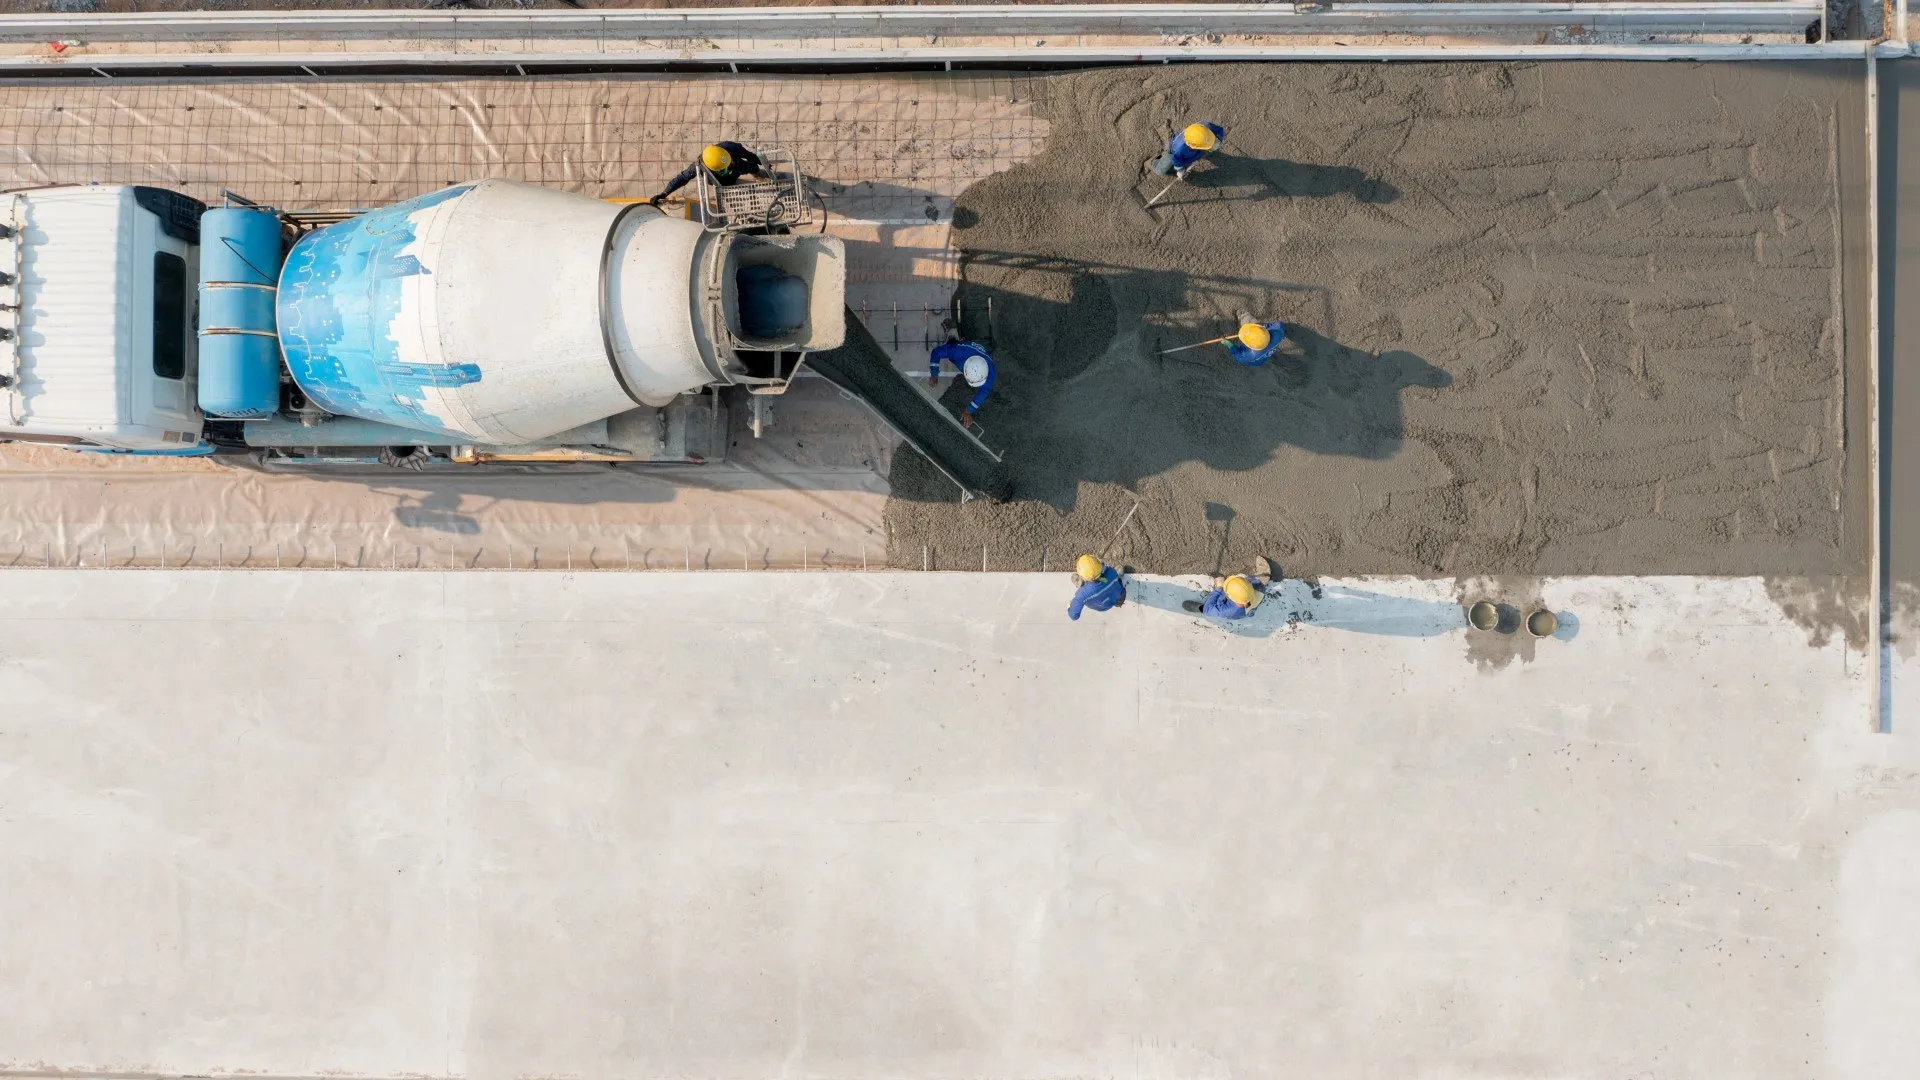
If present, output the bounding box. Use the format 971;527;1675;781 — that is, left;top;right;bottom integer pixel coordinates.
1227;319;1287;367
650;142;767;204
928;334;995;429
1183;558;1279;619
1152;122;1226;177
1068;555;1127;621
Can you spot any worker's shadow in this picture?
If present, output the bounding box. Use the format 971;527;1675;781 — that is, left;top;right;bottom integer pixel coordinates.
1126;577;1467;639
898;274;1453;510
1167;153;1400;208
389;488;483;535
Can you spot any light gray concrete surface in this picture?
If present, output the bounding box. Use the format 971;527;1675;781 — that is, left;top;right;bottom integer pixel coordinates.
0;570;1916;1080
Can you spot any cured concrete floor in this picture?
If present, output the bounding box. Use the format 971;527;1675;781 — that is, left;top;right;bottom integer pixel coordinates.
1;569;1914;1080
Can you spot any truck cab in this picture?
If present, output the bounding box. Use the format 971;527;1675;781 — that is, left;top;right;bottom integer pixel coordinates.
0;185;209;452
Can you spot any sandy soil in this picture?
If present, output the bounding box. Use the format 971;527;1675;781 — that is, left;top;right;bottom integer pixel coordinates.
887;62;1868;577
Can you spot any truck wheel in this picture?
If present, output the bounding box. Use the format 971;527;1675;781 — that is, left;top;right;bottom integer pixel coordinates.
380;445;430;470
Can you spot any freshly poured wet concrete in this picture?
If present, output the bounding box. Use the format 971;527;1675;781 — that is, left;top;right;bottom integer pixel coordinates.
889;63;1871;577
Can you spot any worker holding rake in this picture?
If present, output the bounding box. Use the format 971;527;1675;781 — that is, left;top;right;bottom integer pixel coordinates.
1158;318;1287;366
1151;122;1225;178
1228;318;1287;367
1144;121;1226;209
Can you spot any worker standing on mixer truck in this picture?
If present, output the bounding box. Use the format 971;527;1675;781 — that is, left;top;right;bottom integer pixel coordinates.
928;333;996;430
1227;318;1287;367
1151;122;1226;177
650;142;768;204
1067;555;1128;621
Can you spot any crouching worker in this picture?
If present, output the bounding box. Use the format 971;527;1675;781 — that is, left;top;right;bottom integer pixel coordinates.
928;334;996;429
1183;558;1278;620
1068;555;1127;621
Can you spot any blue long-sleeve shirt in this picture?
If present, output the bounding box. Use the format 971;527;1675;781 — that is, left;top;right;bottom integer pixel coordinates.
1166;122;1226;172
1068;567;1126;621
1201;585;1260;620
930;340;996;414
655;141;765;200
1227;320;1287;367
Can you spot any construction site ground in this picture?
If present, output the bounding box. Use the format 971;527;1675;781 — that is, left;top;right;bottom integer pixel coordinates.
0;63;1876;582
2;55;1919;1080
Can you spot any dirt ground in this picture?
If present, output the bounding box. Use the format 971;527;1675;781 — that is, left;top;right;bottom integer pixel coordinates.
888;62;1869;577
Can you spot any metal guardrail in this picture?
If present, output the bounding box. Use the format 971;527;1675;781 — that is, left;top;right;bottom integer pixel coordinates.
0;3;1850;75
0;4;1832;40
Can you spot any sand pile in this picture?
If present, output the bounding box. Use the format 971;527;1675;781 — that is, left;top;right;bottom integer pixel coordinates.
887;62;1864;576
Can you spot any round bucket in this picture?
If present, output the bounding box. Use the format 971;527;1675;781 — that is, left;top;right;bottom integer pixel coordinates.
1467;601;1499;631
1526;609;1558;638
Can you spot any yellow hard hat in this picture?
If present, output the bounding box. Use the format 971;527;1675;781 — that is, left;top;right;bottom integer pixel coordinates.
701;144;732;171
1238;323;1271;352
1223;574;1258;606
1075;554;1104;582
1183;123;1220;151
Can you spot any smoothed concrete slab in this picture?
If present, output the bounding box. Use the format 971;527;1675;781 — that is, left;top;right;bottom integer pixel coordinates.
0;570;1913;1079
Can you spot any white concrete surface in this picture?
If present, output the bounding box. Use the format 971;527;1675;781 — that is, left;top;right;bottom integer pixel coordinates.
1;570;1915;1080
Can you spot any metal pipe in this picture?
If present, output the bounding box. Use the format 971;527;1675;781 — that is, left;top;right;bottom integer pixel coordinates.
0;44;1882;74
1867;52;1889;733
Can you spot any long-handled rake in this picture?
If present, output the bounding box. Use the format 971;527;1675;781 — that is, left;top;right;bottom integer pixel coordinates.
1157;334;1234;355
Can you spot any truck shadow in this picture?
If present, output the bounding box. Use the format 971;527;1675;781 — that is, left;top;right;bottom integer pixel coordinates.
1126;577;1468;639
892;259;1450;510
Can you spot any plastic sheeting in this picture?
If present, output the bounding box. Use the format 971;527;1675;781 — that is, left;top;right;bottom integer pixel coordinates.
0;381;895;570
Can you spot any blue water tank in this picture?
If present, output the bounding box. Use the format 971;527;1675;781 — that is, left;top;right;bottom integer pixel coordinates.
197;206;284;419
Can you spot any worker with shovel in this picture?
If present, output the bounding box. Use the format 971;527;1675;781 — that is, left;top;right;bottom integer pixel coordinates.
650;142;768;204
928;333;995;429
1067;555;1128;621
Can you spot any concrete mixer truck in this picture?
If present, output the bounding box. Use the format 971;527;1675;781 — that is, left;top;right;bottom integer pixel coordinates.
0;176;846;467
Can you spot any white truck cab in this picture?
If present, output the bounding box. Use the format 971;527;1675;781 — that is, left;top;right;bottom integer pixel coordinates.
0;184;207;452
